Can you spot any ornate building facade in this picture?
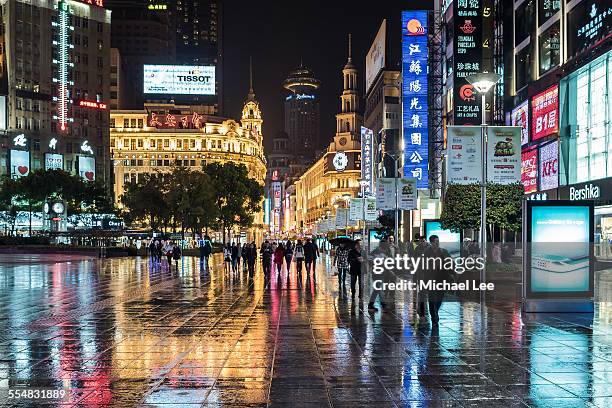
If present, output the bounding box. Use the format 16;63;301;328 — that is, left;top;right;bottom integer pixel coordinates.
110;86;266;241
294;35;362;234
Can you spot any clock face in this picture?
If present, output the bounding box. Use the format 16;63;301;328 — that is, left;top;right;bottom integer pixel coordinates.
52;202;65;214
339;137;347;146
43;203;50;214
333;151;348;171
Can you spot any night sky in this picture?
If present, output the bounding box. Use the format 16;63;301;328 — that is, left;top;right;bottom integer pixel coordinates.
222;0;413;153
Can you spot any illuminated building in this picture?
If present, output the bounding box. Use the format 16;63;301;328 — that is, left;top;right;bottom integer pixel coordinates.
295;35;362;234
110;85;266;241
0;0;111;187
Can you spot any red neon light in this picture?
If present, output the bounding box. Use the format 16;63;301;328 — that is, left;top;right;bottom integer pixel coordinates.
77;0;104;7
79;100;108;110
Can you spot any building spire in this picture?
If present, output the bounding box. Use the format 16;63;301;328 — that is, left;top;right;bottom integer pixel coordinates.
344;33;355;70
247;56;255;101
348;33;352;62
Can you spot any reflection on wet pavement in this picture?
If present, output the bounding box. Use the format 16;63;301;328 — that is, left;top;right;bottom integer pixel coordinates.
0;253;610;407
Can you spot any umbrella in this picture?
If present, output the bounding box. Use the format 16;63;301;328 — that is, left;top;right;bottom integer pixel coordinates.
329;237;355;247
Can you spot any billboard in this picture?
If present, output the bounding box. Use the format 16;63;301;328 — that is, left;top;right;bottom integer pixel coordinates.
525;201;594;299
78;156;95;181
446;126;482;184
376;178;396;210
568;0;612;58
539;140;559;191
365;20;386;93
512;100;529;145
521;149;538;194
531;85;559;141
397;178;417;210
424;220;461;258
9;150;29;178
402;11;429;188
486;126;521;185
45;153;64;170
143;65;215;95
360;126;374;196
365;198;378;221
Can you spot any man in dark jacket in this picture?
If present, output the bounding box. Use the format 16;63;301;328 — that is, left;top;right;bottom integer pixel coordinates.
422;235;453;324
304;238;319;276
199;236;213;269
246;241;257;278
261;240;272;277
230;242;239;273
348;240;365;301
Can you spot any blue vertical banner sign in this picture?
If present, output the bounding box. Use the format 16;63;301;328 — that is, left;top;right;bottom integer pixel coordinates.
402;11;429;189
360;126;374;196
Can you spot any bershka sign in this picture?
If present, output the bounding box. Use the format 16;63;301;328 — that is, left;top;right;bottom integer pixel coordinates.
570;184;601;200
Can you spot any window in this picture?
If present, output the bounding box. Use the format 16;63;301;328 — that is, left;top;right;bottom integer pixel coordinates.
123;118;129;128
110;118;115;128
138;119;143;128
539;23;560;76
515;0;534;45
97;22;103;33
538;0;561;27
515;46;531;91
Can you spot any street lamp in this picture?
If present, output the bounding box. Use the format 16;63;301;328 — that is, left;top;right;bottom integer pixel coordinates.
466;72;501;272
382;151;401;244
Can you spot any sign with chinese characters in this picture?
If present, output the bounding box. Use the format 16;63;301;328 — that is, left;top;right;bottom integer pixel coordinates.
272;182;282;210
402;11;429;188
487;126;521;185
531;85;559;141
45;153;63;170
78;100;107;110
78;156;95;181
365;197;378;221
397;178;417;210
147;112;205;129
360;126;374;195
521;148;538;194
512;100;529;145
446;126;482;184
568;0;612;57
335;208;349;228
539;140;559;191
77;0;104;6
144;65;215;95
366;20;386;93
539;0;561;25
13;133;27;147
376;178;396;210
80;140;94;155
453;0;494;125
350;198;363;221
9;150;29;178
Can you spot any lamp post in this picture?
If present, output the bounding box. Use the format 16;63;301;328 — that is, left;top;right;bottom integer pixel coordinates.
466;72;501;275
383;151;401;245
359;180;369;245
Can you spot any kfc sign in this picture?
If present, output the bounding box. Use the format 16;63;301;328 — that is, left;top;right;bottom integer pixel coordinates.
521;149;538;194
539;140;559;191
531;85;559;141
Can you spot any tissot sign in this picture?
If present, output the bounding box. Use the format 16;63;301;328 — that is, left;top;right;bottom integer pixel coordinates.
144;65;215;95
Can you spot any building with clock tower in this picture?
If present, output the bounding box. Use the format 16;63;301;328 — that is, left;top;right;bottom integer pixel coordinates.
293;35;363;235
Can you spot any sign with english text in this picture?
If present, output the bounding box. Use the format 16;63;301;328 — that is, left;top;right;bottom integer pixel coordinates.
521;149;538;194
531;85;559;141
446;126;482;184
539;140;559;191
486;126;521;185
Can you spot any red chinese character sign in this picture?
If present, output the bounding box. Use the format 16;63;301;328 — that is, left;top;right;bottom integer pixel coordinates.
521;148;538;194
531;85;559;141
147;112;205;129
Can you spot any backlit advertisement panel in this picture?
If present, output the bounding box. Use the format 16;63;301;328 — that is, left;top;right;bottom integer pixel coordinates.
144;65;215;95
531;85;559;141
402;10;428;189
521;149;538;193
360;126;374;196
446;126;482;184
424;219;461;258
512;100;529;145
366;20;386;93
525;201;594;299
78;156;95;181
9;150;29;178
45;153;64;170
487;126;521;185
539;140;559;191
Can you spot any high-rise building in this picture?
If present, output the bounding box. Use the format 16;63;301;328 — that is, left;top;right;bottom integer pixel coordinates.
0;0;112;187
282;64;320;164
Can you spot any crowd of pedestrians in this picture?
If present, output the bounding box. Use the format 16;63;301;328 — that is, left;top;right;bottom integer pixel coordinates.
147;238;182;271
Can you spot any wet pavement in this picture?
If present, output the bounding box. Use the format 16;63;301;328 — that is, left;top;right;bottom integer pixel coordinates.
0;253;610;407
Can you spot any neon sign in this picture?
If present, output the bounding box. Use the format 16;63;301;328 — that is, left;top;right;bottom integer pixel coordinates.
52;1;74;132
79;100;108;110
77;0;104;6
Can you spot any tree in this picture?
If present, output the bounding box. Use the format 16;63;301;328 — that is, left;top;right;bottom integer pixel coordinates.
202;162;264;243
120;172;169;231
0;176;19;235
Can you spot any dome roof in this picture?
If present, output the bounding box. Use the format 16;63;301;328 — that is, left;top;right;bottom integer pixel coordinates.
283;65;321;92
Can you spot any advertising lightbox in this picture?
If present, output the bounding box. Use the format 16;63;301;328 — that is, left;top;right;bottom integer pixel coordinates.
531;85;559;141
144;65;215;95
424;220;461;258
525;201;594;299
360;126;374;196
446;126;482;185
9;150;29;178
512;100;529;145
78;156;95;181
365;20;386;93
521;149;538;194
486;126;522;185
539;140;559;191
45;153;64;170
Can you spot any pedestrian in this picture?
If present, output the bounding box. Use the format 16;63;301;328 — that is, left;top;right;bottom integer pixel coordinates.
368;238;391;311
223;243;232;273
148;238;156;262
415;235;430;317
386;235;401;307
348;239;365;301
423;235;454;324
172;241;182;271
284;239;293;271
231;242;239;273
163;240;174;267
247;241;257;277
200;235;213;269
294;239;305;276
304;238;319;276
274;242;285;275
261;240;273;277
242;243;249;270
236;242;243;270
334;242;350;296
155;240;163;264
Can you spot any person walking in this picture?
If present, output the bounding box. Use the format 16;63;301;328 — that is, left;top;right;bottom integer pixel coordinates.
348;239;365;302
163;240;174;267
274;242;285;275
368;239;391;311
200;235;213;269
223;243;232;273
241;243;249;270
261;240;273;277
423;235;454;324
230;242;239;273
155;240;163;264
284;240;294;271
148;239;157;262
304;238;319;277
236;242;243;270
415;235;431;317
294;239;305;277
246;241;257;278
172;241;182;271
334;242;350;296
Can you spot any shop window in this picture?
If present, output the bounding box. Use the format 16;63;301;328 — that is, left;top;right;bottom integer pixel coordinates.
538;0;561;27
539;22;560;76
515;0;534;45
